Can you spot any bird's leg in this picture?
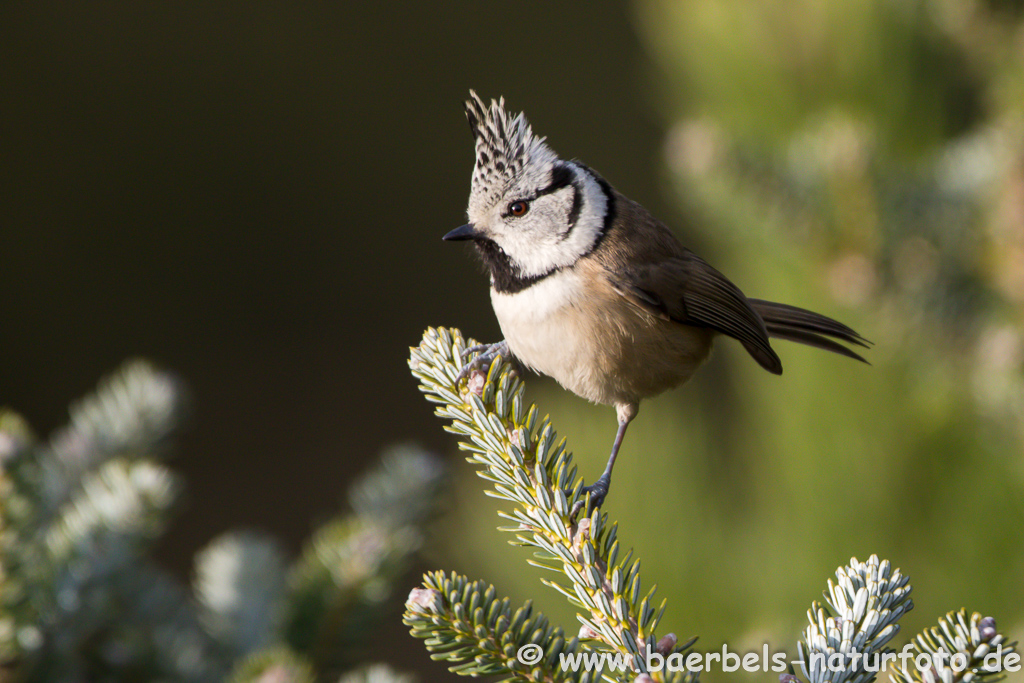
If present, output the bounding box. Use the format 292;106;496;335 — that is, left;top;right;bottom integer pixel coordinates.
456;339;510;384
570;403;637;519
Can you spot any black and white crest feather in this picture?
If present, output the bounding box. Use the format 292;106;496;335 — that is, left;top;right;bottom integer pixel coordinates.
465;91;559;209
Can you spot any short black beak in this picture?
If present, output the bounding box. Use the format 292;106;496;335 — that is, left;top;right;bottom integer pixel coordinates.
443;223;481;241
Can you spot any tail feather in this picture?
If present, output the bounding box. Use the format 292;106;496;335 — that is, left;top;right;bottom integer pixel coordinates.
748;299;870;365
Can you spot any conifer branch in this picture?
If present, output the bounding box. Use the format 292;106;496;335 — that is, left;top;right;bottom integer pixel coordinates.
888;611;1018;683
39;360;182;516
338;663;418;683
407;327;696;679
282;446;443;673
196;531;289;660
1;361;443;681
790;557;1019;683
796;555;914;683
404;570;595;682
227;645;317;683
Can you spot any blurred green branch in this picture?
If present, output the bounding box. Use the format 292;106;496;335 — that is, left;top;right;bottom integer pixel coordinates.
0;360;444;682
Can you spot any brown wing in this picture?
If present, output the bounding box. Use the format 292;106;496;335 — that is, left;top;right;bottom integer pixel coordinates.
584;179;782;374
609;250;782;374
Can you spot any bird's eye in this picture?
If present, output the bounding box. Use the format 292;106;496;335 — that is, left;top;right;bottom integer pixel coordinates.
508;200;530;217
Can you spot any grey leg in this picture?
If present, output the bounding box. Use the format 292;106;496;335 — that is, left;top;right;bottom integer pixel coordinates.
570;414;631;519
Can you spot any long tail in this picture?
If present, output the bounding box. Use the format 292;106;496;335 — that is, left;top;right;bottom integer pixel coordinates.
747;299;871;364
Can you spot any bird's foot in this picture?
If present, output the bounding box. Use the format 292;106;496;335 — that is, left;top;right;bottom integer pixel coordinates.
569;474;610;520
456;340;510;385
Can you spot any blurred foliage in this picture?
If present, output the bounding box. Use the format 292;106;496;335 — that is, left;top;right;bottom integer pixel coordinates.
406;330;1016;682
0;361;444;682
438;2;1024;681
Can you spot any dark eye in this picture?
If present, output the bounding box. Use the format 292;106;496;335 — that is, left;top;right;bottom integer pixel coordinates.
508;200;530;217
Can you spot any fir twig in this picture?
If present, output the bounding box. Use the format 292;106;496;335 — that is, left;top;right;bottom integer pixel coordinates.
791;558;1019;683
281;445;444;675
888;611;1018;683
39;360;183;516
404;570;595;682
195;531;288;661
2;360;443;682
796;555;914;683
227;645;317;683
408;327;692;677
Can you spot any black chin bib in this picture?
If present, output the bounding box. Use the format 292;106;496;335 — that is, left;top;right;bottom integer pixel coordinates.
474;239;556;294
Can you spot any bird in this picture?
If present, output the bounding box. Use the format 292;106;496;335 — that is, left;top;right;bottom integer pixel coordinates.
444;91;869;517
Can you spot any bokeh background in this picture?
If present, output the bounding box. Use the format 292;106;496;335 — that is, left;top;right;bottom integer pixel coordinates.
3;0;1023;680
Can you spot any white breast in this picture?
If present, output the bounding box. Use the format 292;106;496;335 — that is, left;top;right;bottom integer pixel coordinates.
490;269;584;382
490;265;714;407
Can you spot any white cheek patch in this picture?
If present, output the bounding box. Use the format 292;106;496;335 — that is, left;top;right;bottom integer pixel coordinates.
490;165;608;278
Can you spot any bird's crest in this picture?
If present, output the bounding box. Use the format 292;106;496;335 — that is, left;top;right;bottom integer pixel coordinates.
464;91;558;208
